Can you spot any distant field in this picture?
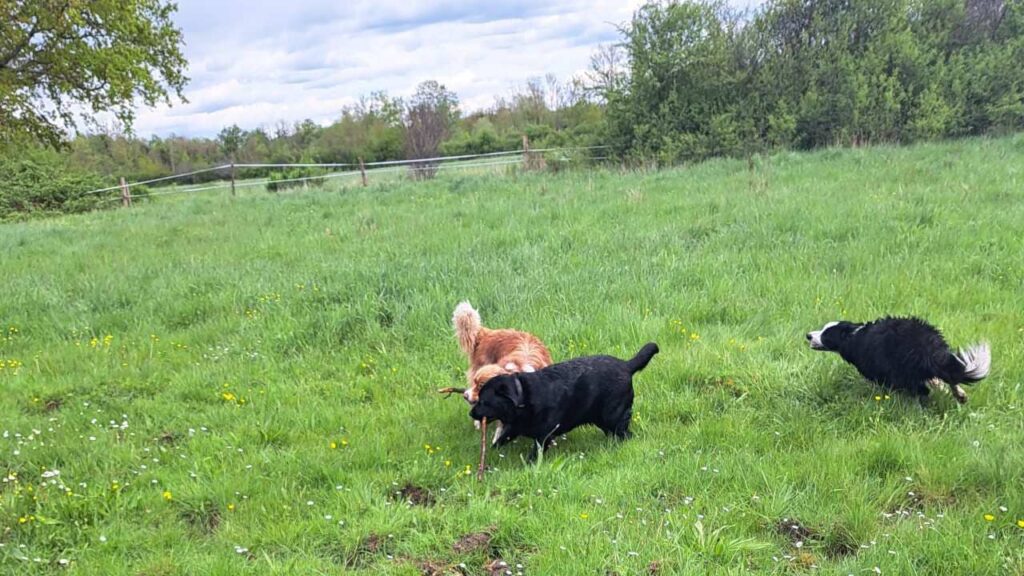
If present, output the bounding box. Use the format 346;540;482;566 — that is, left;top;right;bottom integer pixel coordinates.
2;136;1023;575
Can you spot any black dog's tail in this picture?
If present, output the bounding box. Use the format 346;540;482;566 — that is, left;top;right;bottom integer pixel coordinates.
626;342;659;374
941;342;991;384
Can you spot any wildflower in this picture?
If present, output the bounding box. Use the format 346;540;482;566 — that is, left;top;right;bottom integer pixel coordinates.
18;517;27;524
1017;519;1024;529
222;391;236;402
111;481;121;492
162;490;173;501
444;460;452;467
579;513;589;520
330;441;337;449
984;514;995;522
874;395;882;401
341;438;349;447
228;503;236;512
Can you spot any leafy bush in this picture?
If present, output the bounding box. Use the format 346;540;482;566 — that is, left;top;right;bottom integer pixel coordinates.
265;168;327;193
0;149;109;221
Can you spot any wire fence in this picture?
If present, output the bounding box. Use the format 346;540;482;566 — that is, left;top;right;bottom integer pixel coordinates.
84;144;612;205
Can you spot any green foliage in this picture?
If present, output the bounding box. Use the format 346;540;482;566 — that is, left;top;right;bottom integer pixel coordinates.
1;137;1023;573
0;149;108;221
0;0;188;147
265;168;327;193
604;0;1024;162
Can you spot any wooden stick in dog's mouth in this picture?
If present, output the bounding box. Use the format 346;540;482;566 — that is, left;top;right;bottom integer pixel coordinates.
477;417;487;481
436;386;467;397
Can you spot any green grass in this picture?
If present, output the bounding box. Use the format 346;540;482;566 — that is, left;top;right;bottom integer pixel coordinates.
2;136;1024;575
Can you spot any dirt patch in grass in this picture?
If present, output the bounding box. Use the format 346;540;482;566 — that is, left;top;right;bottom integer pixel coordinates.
823;531;858;558
414;559;449;576
775;518;859;560
344;533;388;569
884;486;957;518
484;558;512;576
180;503;221;534
157;430;181;445
775;517;819;546
393;483;436;507
647;560;664;574
452;526;495;554
43;397;63;412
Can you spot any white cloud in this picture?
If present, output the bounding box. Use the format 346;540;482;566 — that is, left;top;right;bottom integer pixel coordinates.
134;0;761;137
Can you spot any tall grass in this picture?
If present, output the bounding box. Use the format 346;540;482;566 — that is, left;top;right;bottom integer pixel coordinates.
1;136;1023;574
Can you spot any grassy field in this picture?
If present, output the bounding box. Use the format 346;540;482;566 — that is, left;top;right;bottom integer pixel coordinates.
2;136;1023;575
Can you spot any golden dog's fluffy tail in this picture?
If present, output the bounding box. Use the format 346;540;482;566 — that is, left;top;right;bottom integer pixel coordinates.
453;301;482;358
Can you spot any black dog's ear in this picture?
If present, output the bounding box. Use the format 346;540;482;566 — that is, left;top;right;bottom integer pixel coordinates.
499;375;525;409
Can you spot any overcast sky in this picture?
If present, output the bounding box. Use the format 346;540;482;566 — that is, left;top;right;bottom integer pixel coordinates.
134;1;763;138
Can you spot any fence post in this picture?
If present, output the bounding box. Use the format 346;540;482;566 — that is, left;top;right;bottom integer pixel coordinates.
120;177;132;207
230;162;236;196
359;157;367;187
522;134;530;170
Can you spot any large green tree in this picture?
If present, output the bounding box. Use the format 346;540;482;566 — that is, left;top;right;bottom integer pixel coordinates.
0;0;188;148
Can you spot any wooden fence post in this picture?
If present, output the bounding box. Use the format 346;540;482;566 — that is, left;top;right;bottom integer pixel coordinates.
120;177;132;207
230;162;236;196
522;134;530;170
359;157;367;187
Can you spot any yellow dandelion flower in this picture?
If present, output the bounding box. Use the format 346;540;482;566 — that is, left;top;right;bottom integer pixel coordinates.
984;514;995;522
228;503;236;512
874;395;882;401
341;438;349;447
1017;519;1024;529
579;513;589;520
445;460;452;467
111;482;120;492
330;442;337;449
162;490;173;501
18;517;27;524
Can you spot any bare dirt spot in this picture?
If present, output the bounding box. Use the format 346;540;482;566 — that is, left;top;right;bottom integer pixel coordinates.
823;532;858;558
884;486;956;517
484;558;512;576
394;483;436;507
43;397;63;412
452;526;495;554
775;518;819;546
647;560;664;574
181;503;221;534
157;430;181;445
344;533;387;569
415;559;449;576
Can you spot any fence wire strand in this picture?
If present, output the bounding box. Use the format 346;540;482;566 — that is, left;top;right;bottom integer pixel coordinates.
92;145;611;200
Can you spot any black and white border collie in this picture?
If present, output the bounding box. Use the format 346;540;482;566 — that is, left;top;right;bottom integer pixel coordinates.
807;317;990;403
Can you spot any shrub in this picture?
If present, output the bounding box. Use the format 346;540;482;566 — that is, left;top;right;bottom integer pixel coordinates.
0;149;109;221
265;168;327;193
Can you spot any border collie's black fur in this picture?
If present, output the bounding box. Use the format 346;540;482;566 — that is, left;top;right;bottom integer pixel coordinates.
807;317;990;403
469;343;659;461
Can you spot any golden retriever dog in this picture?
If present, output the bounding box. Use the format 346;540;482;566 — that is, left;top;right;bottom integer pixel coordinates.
452;301;552;439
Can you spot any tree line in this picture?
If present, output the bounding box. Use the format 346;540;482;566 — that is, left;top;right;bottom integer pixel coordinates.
602;0;1023;162
2;0;1023;219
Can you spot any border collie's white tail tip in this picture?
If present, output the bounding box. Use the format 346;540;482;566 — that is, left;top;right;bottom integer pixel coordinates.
957;342;991;381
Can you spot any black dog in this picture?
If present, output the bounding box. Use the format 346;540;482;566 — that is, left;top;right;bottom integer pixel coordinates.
469;342;659;461
807;317;990;403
